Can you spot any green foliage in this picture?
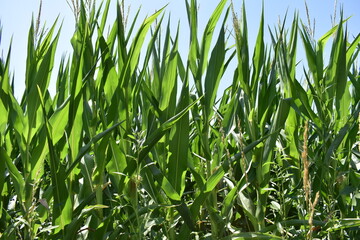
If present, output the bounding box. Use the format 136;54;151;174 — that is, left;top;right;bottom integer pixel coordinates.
0;0;359;239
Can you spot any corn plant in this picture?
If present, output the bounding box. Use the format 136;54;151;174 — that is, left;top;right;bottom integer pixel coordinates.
0;0;359;239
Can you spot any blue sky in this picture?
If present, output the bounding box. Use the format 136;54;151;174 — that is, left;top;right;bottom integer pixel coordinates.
0;0;359;98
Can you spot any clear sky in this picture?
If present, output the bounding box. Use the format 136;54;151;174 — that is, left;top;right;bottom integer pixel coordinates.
0;0;359;99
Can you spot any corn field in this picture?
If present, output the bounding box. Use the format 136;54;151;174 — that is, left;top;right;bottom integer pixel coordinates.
0;0;360;239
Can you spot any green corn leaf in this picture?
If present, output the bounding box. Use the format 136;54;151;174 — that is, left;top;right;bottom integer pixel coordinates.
261;99;290;182
221;180;239;218
138;96;202;162
97;35;119;105
287;13;298;79
26;20;60;136
207;204;226;236
251;4;265;89
333;21;350;129
125;7;141;45
346;33;360;69
77;154;95;203
159;23;179;111
233;1;250;97
303;70;325;124
37;85;72;233
186;0;200;77
106;138;127;189
141;81;162;118
49;97;70;145
204;23;225;119
259;219;325;233
238;190;257;229
221;87;238;134
144;158;181;201
1;1;360;238
93;135;111;218
202;131;275;195
116;3;128;70
69;31;86;100
136;13;164;102
0;147;25;204
325;16;344;105
180;134;272;237
175;202;196;230
300;27;317;80
29;128;48;182
292;80;321;126
204;164;228;193
143;157;195;231
54;57;70;107
199;0;227;75
0;38;12;94
66;121;122;177
0;150;4;216
8;93;26;152
34;21;61;94
99;0;111;34
0;98;7;134
188;164;206;190
324;120;355;166
68;93;84;164
160;17;172;80
67;25;90;168
24;19;36;92
141;168;165;204
326;218;360;232
168;67;190;196
176;51;186;83
64;205;109;240
223;232;282;239
119;5;166;88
